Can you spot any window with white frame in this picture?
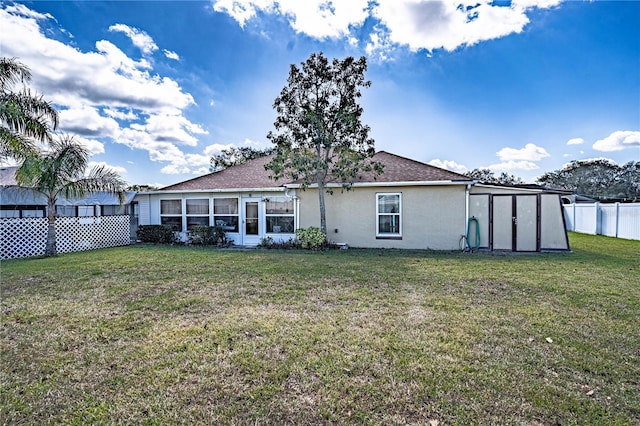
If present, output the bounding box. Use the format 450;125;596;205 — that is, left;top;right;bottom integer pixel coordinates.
265;198;294;233
213;198;239;232
376;193;401;237
186;199;209;230
160;199;183;231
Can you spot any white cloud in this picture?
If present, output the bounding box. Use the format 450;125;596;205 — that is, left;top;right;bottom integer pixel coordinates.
139;113;208;146
213;0;370;39
497;143;550;161
73;135;106;156
184;154;212;166
160;164;192;175
487;160;540;172
566;137;584;146
2;3;53;21
428;159;467;173
109;23;158;55
592;130;640;152
193;167;211;175
213;0;562;55
59;106;120;137
164;49;180;60
103;108;138;121
204;143;234;156
88;161;127;174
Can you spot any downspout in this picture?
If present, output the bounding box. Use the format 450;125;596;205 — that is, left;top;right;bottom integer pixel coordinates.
465;183;472;233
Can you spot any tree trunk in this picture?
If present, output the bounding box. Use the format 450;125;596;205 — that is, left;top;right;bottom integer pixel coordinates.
45;199;57;257
317;180;327;236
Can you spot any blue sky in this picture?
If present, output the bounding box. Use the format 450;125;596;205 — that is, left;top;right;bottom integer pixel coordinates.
1;0;638;187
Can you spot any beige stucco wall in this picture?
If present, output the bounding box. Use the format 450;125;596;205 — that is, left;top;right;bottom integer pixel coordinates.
296;185;467;250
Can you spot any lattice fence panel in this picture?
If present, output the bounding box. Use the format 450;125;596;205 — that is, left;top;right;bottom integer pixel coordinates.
1;216;130;259
1;218;48;259
55;216;131;254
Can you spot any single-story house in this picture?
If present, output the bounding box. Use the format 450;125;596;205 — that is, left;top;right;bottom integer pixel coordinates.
135;151;569;252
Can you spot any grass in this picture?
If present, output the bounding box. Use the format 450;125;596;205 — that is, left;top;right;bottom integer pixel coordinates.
1;232;639;425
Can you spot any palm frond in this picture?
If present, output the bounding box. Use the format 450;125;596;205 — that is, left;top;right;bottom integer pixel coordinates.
0;127;37;160
0;91;58;140
0;57;31;92
61;165;127;204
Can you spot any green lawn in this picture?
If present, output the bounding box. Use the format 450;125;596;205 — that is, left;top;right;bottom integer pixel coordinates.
1;233;639;425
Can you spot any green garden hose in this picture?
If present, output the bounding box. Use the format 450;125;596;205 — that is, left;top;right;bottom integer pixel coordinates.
466;216;480;252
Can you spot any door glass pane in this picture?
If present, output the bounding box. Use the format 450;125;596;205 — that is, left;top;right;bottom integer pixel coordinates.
245;202;258;235
493;196;512;250
516;196;537;251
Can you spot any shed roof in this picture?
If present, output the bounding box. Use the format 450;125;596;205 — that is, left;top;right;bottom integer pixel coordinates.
159;151;471;192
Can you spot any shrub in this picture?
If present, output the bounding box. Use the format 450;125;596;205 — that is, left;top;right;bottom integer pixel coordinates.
258;236;300;249
295;227;328;249
188;225;231;247
137;225;177;244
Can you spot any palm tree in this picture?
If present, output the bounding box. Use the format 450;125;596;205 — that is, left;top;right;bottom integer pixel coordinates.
15;134;127;257
1;57;58;161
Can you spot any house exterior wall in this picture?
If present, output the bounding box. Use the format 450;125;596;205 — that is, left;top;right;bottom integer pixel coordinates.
296;185;467;250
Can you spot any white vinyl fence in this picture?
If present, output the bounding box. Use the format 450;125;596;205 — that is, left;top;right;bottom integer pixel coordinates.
563;203;640;241
1;216;131;259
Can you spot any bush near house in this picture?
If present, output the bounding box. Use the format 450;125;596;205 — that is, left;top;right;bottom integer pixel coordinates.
295;226;333;249
188;225;230;247
136;225;177;244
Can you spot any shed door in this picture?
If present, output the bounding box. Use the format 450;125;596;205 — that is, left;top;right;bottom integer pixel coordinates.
516;196;538;251
491;195;539;252
492;196;513;250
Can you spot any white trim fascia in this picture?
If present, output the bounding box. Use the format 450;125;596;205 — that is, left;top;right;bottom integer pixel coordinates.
473;184;542;193
284;180;473;189
139;187;287;195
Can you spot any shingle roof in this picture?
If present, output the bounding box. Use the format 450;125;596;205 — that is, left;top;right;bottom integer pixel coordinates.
350;151;470;183
160;151;471;191
161;155;286;191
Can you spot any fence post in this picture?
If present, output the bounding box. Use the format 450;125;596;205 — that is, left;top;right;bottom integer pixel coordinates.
594;202;600;235
615;202;620;238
